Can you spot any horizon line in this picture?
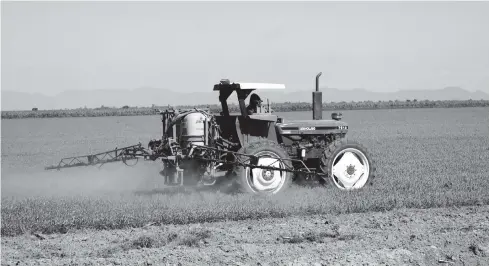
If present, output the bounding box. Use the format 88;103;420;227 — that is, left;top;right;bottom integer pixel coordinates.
2;85;487;96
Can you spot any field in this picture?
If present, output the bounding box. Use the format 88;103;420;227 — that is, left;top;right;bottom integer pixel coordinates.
2;107;489;265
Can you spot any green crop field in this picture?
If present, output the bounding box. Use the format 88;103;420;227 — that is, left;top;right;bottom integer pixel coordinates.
2;107;489;237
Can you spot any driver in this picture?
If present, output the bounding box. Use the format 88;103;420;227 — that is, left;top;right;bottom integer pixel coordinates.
246;93;262;115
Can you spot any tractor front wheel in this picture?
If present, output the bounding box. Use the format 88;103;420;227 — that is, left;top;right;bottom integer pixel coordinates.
235;140;293;195
320;139;376;190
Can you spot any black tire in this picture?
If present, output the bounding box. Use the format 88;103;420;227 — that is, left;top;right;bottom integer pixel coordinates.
319;139;376;190
234;140;293;195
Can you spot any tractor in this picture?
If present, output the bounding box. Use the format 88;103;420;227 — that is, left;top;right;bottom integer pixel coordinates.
45;73;375;194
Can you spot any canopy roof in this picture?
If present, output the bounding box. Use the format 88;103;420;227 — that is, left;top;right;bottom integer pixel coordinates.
213;79;285;91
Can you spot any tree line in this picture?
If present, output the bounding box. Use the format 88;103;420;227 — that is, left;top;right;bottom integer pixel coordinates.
2;99;488;119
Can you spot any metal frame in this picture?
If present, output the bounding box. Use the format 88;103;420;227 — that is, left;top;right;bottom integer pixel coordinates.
213;80;285;118
188;144;319;175
45;142;325;178
44;144;151;170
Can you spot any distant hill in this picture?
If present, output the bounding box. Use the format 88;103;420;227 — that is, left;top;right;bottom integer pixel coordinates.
2;86;488;111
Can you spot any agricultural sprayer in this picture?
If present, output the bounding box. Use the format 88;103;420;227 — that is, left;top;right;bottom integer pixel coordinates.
45;73;376;194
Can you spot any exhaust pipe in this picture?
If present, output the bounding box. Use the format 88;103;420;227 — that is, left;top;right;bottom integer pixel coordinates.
316;72;322;92
313;72;323;120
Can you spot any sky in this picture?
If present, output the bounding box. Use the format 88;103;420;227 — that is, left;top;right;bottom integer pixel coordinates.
2;1;489;96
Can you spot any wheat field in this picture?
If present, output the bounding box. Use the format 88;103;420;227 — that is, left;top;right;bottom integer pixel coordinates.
2;107;489;237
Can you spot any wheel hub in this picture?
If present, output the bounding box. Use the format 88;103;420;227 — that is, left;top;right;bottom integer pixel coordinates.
262;170;274;181
331;149;370;190
346;164;356;176
247;154;287;193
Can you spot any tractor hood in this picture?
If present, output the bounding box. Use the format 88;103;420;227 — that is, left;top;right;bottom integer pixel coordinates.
276;119;348;135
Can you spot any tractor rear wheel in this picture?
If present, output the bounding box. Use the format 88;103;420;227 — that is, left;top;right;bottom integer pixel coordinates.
234;140;293;195
320;139;376;190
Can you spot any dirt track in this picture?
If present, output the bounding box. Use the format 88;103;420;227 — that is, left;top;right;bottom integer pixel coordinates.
2;205;489;266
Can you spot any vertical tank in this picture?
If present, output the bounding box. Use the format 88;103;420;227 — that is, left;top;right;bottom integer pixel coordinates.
180;112;207;147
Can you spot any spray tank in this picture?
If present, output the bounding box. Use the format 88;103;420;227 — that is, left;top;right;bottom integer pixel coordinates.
165;110;211;149
178;111;208;147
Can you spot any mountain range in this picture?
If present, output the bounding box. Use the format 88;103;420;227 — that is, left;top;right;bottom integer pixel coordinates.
2;86;488;111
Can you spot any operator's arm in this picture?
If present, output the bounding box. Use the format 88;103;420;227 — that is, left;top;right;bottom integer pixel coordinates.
246;105;255;115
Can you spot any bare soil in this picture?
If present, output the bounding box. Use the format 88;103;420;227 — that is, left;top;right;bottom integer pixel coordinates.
2;205;489;266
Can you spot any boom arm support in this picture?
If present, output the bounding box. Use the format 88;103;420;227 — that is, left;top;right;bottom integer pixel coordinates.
44;143;153;170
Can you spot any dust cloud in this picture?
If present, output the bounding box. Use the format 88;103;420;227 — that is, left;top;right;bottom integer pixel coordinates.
1;161;167;198
1;158;316;200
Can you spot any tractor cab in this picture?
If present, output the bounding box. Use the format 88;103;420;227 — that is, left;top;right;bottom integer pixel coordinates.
213;79;283;118
213;79;286;148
